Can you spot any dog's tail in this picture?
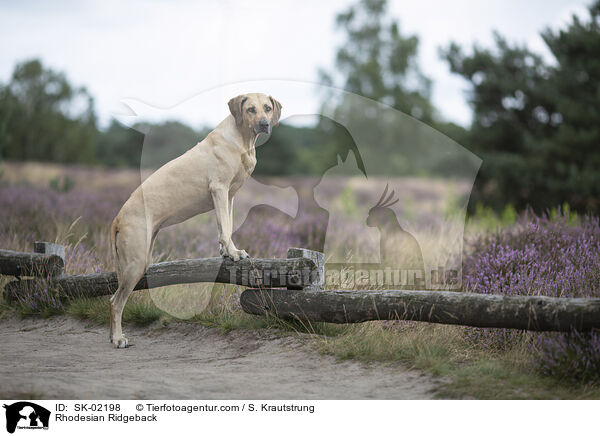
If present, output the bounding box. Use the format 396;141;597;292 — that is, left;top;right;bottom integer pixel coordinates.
110;217;121;279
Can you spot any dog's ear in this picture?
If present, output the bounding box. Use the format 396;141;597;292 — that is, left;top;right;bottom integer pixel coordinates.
228;95;247;125
269;96;282;126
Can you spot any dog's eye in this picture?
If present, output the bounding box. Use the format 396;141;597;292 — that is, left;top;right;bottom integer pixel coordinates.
264;105;272;112
247;107;256;114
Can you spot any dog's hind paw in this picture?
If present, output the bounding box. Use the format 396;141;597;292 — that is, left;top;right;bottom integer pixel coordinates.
112;336;129;349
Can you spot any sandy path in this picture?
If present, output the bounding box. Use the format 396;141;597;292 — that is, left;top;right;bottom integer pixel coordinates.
0;315;438;399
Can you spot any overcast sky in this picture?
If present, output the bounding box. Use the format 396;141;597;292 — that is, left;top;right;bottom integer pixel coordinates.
0;0;590;129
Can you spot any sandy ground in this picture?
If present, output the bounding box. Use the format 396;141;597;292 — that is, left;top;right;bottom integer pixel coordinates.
0;315;439;399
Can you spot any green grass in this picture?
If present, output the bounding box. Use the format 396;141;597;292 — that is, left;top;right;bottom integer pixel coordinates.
0;293;12;320
467;203;518;231
66;293;165;326
189;304;349;337
313;320;600;399
2;290;166;326
191;307;276;332
316;322;462;375
436;352;600;399
179;304;600;398
187;306;600;398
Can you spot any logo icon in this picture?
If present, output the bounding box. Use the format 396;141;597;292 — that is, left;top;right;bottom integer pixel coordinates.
3;402;50;434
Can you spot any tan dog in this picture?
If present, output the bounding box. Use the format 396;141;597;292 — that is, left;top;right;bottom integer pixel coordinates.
109;93;282;348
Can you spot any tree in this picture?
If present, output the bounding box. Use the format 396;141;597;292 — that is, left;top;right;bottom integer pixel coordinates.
442;33;557;210
0;83;12;160
0;59;98;163
442;1;600;213
0;59;211;170
95;120;144;167
320;0;434;122
136;121;208;170
539;2;600;212
317;0;474;179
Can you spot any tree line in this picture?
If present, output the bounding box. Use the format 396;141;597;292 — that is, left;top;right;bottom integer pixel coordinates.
0;0;598;214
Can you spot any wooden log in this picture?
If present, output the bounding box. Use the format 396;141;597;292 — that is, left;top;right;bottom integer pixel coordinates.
0;249;64;278
286;247;324;290
240;288;600;332
4;255;318;301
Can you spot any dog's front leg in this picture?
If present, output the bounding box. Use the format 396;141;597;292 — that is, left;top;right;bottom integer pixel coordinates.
211;185;248;261
229;196;234;237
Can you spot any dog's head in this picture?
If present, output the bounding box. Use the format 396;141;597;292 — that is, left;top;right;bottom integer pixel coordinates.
228;93;282;135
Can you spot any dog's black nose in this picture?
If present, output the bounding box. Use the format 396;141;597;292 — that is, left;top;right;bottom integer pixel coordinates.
259;119;269;128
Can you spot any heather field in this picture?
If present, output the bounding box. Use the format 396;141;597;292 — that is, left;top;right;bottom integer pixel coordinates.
1;161;600;399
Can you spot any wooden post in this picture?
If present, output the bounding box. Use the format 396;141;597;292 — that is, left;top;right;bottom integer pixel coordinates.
33;241;66;276
286;247;324;290
0;243;65;278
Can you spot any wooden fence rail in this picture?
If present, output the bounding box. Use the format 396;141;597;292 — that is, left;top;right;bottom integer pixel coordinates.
3;242;600;333
2;245;324;301
0;245;64;278
240;288;600;332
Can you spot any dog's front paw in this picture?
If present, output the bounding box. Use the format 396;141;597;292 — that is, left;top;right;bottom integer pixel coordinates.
223;248;249;262
236;249;250;260
220;240;250;261
230;249;250;262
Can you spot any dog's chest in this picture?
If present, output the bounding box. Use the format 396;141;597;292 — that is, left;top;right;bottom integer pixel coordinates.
231;153;256;192
241;150;257;173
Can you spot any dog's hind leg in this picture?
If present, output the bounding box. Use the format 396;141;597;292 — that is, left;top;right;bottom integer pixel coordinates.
110;261;145;348
109;225;150;348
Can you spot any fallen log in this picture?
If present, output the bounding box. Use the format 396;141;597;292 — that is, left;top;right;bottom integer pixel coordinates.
240;288;600;332
4;255;319;301
0;249;64;278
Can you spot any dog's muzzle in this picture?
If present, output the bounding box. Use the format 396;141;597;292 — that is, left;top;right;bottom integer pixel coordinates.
257;119;270;134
